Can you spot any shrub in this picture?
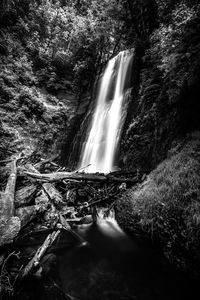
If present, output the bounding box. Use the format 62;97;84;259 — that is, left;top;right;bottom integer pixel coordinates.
149;3;197;74
18;87;46;117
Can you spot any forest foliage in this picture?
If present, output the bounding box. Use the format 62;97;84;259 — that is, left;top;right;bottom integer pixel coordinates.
1;0;199;96
0;0;158;161
121;0;200;173
0;0;134;94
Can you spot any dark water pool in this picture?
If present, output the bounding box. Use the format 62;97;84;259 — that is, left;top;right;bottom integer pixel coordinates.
12;224;199;300
57;241;198;300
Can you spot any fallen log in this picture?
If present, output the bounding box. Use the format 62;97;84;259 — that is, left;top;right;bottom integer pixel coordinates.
21;230;60;277
42;183;64;207
0;157;21;246
2;158;18;217
22;164;64;208
23;171;139;184
0;217;21;246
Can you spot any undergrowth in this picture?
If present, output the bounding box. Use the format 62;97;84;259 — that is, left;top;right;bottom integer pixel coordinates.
117;134;200;276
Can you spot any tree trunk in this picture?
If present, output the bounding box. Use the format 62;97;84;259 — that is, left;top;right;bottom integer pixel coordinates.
23;170;139;184
0;157;21;246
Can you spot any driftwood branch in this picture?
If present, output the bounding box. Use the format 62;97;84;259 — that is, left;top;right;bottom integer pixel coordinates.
2;158;18;217
23;171;139;184
21;230;60;277
0;156;21;246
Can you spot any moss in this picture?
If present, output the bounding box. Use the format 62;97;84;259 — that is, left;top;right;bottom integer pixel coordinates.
116;135;200;276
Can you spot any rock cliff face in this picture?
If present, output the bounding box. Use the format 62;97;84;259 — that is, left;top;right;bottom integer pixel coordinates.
0;48;92;167
120;2;200;173
0;0;98;167
0;82;78;162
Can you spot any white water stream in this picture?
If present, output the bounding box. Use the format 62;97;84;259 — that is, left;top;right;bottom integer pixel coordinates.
79;50;133;173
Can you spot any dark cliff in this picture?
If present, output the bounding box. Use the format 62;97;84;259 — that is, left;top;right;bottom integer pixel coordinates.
120;1;200;173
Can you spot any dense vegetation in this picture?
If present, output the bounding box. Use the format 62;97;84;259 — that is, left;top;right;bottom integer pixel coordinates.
121;0;200;172
117;133;200;276
0;0;158;162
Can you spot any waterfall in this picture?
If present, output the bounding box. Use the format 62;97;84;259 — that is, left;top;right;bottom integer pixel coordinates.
79;50;133;173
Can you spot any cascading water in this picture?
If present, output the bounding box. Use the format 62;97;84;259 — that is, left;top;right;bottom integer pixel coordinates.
79;50;133;173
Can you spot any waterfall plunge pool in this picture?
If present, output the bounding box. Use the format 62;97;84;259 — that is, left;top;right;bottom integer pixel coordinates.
13;210;199;300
